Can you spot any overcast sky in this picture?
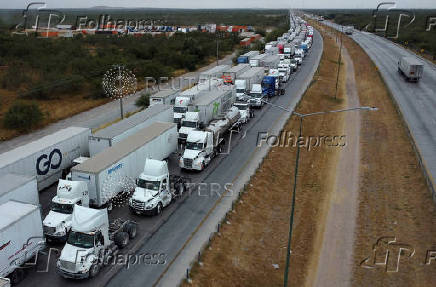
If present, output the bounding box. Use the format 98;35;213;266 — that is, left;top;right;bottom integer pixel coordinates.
1;0;435;9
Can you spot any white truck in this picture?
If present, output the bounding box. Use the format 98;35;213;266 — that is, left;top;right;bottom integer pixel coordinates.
250;54;267;67
0;201;44;285
43;180;89;242
344;26;354;35
56;205;137;279
222;64;251;84
398;56;424;82
198;65;230;83
89;104;172;156
0;174;38;206
278;63;291;83
179;107;240;171
247;84;265;108
129;159;187;215
0;127;90;191
178;90;235;143
233;101;251;124
262;55;280;73
173;96;191;126
284;45;295;59
71;122;177;209
235;67;265;101
149;90;179;106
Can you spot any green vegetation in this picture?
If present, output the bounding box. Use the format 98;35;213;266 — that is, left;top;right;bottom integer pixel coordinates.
306;9;436;58
3;101;44;131
135;93;150;109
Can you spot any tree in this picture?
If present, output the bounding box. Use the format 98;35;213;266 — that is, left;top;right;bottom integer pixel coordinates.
135;93;150;109
3;101;44;131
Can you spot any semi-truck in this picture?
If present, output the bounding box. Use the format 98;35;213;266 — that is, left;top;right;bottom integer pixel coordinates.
198;65;230;83
262;55;280;72
0;201;44;284
89;104;173;156
344;26;354;35
398;56;424;82
129;159;187;215
262;76;277;98
222;64;251;84
249;54;268;67
149;90;179;106
173;96;191;126
43;180;89;242
178;90;235;143
0;174;38;206
0;127;90;191
56;205;136;279
247;84;265;108
235;67;265;100
237;51;260;64
179;107;240;171
71;122;178;209
233;101;251;123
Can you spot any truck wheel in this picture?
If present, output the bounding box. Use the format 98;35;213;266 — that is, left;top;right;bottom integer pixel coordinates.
124;223;137;239
178;184;185;196
9;268;25;284
156;203;163;215
89;263;100;278
114;232;129;249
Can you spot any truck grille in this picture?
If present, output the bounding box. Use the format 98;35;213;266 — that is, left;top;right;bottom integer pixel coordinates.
184;158;193;168
174;118;181;124
179;133;188;139
60;260;76;272
44;226;56;235
130;199;145;210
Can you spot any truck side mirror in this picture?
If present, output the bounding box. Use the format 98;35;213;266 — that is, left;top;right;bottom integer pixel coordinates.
135;179;139;185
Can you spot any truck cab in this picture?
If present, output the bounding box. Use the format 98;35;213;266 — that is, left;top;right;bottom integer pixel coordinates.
262;76;277;98
173;97;191;127
233;102;251;123
66;157;89;181
235;79;248;101
179;130;215;171
278;64;291;83
248;84;265;108
178;112;200;144
43;180;89;242
129;159;172;215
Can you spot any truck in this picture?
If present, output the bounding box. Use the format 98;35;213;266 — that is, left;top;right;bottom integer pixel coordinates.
344;26;354;35
173;96;191;126
149;90;179;106
247;84;265;108
237;51;260;64
233;101;252;123
398;56;424;82
56;205;137;279
129;159;187;215
0;201;44;284
0;174;38;206
0;127;90;191
262;76;277;98
89;104;173;156
179;107;240;171
284;45;295;59
71;122;178;209
222;64;251;84
234;67;265;101
262;55;280;72
278;63;291;83
43;180;89;242
198;65;230;83
250;53;267;67
268;69;285;95
178;90;235;143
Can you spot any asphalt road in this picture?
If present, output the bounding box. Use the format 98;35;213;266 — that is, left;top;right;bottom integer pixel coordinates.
323;20;436;200
106;29;323;287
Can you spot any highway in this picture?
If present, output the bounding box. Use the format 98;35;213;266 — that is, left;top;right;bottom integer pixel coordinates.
323;20;436;201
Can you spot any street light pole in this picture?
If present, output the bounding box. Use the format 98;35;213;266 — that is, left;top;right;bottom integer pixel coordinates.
334;26;343;100
261;100;377;287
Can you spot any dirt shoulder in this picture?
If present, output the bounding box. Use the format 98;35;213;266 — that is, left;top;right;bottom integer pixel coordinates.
182;28;347;287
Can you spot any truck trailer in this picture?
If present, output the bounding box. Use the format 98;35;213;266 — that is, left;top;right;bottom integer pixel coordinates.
398;56;424;82
222;64;251;84
199;65;231;83
149;90;179;106
72;122;178;208
89;104;173;156
0;174;38;206
0;127;90;191
235;67;265;100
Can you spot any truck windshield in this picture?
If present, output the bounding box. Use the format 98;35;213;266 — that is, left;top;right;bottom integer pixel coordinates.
236;89;245;94
173;106;187;113
251;93;262;98
137;179;160;191
182;121;197;128
51;202;74;214
67;231;94;249
234;104;247;110
186;142;203;150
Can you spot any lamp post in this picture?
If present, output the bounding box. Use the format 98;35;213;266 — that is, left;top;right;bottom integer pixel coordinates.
261;100;377;287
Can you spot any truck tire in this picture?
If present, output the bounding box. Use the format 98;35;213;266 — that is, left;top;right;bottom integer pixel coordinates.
156;202;163;215
178;184;185;197
123;222;137;239
114;232;129;249
89;263;101;278
9;268;25;285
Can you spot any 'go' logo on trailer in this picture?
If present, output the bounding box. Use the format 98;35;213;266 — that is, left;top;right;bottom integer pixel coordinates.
36;149;62;175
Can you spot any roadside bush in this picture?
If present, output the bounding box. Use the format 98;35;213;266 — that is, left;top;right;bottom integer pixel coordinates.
135;93;150;109
3;101;44;131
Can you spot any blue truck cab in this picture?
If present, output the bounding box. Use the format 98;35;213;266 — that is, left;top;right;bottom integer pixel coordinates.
237;56;249;64
262;76;276;98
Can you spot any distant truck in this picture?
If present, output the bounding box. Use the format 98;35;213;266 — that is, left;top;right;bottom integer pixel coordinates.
235;67;265;100
398;56;424;82
198;65;230;83
0;127;90;191
71;122;177;209
222;64;251;84
0;173;38;206
149;90;179;106
262;76;277;98
237;51;260;64
129;159;187;215
0;201;44;285
344;26;354;35
56;205;137;279
248;84;265;108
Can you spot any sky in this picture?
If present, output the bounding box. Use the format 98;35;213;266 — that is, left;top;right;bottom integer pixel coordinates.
1;0;435;9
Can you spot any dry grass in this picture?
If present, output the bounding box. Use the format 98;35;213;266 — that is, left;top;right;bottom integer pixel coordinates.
182;29;348;287
341;33;436;287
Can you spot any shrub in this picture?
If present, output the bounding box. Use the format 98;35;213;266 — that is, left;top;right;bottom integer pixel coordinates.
135;93;150;109
3;101;44;131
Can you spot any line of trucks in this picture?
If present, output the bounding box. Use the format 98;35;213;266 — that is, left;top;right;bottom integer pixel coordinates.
0;16;312;285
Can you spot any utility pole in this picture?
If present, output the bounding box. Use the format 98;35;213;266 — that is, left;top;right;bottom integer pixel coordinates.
119;98;124;119
334;26;343;99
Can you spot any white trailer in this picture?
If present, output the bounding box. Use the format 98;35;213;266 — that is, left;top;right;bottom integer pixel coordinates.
89;104;172;156
250;54;268;67
180;78;224;100
222;64;251;84
0;174;38;206
236;67;265;92
199;65;230;83
262;55;281;71
398;56;424;82
191;89;235;127
149;90;179;106
0;201;44;284
241;50;260;59
0;127;90;191
72;122;177;208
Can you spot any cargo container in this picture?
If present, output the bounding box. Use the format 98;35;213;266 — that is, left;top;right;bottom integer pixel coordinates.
0;174;38;206
250;54;268;67
0;127;90;191
222;64;251;84
89;104;172;156
198;65;230;83
398;56;424;82
180;78;224;100
235;67;265;99
242;50;260;59
191;89;235;126
72;122;177;208
262;55;281;70
149;90;179;106
0;201;44;284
